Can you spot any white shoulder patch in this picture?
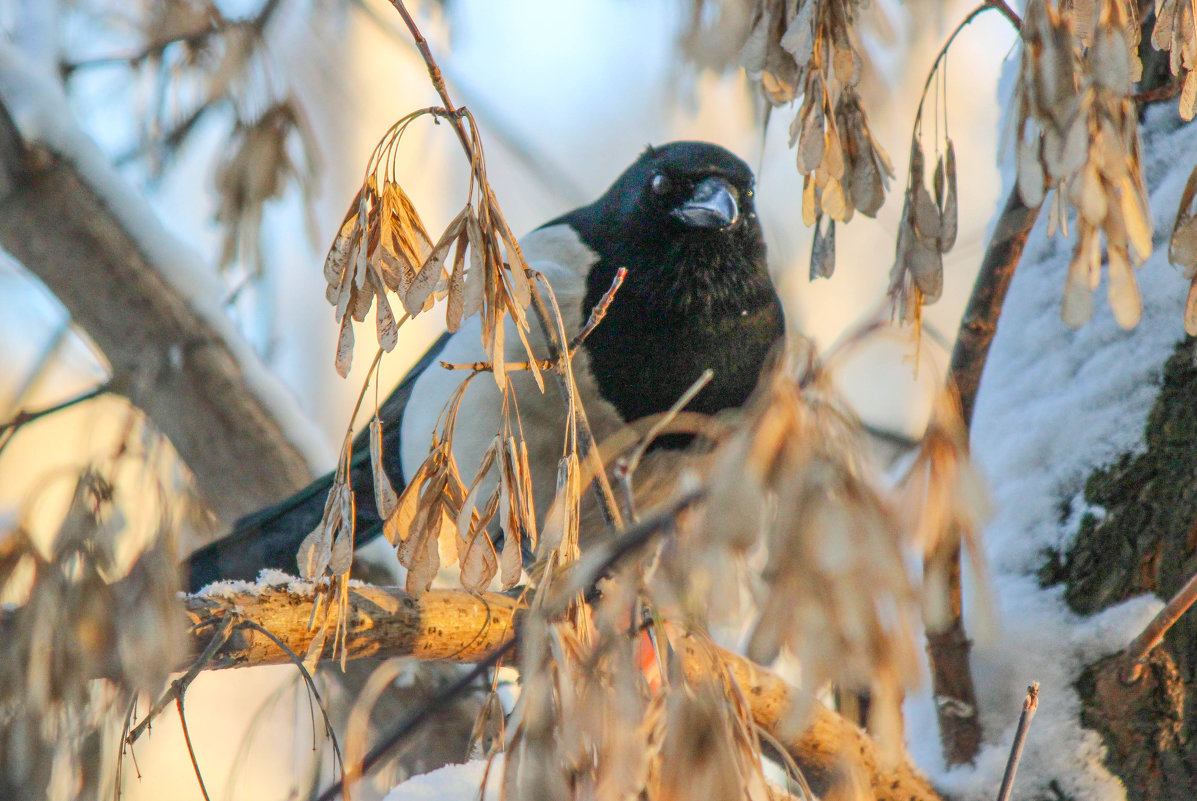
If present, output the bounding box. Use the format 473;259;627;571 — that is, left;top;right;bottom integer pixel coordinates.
399;222;624;540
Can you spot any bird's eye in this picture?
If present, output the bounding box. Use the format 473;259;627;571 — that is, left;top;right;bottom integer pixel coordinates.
650;173;671;196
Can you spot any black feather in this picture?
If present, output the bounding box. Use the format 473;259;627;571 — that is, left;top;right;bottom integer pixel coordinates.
547;141;783;427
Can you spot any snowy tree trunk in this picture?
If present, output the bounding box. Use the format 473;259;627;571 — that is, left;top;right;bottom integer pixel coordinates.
0;60;328;522
1060;335;1197;800
935;104;1197;799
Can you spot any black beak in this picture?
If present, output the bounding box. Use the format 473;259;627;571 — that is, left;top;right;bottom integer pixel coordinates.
671;176;740;229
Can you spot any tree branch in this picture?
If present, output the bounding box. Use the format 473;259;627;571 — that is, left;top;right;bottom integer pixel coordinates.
173;581;940;801
0;51;327;521
668;626;942;801
923;187;1042;765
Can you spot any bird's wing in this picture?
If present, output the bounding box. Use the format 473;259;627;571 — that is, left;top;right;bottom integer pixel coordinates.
185;223;609;592
184;332;452;591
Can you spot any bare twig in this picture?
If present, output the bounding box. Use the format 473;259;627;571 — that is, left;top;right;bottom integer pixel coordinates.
570;267;627;352
235;619;345;771
1123;570;1197;682
439;359;554;372
176;696;212;801
60;0;284;75
613;369;713;521
529;274;625;529
0;381;109;458
912;0;1023;139
996;682;1040;801
127;615;236;746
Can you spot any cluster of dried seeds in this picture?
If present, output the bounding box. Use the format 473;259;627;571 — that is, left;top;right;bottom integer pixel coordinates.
1169;166;1197;332
504;577;776;801
322;110;537;382
679;345;925;743
215;100;318;278
1015;0;1152;328
1;472;181;801
1151;0;1197;119
742;0;894;276
889;136;958;323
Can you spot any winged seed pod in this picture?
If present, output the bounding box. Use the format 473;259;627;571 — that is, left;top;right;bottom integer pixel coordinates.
215;101;317;278
1014;0;1152;330
744;0;891;277
1168;165;1197;333
1152;0;1197;119
323;108;538;381
888;135;954;322
681;345;921;740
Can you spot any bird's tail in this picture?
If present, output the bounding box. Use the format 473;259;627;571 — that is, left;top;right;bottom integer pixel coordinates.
184;471;338;592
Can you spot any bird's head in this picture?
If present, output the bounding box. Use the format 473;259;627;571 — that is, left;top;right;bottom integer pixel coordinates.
544;141;768;320
603;141;758;238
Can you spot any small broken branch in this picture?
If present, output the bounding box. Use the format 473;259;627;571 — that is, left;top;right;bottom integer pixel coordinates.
1123;569;1197;682
127;615;236;745
996;682;1040;801
570;266;627;351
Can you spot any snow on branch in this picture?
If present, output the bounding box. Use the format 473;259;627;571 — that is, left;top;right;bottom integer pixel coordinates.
0;41;332;521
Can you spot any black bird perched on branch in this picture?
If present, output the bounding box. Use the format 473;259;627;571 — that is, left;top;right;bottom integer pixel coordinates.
186;141;785;591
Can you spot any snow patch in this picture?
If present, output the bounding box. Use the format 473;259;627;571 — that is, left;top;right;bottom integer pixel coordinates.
905;84;1193;799
381;756;503;801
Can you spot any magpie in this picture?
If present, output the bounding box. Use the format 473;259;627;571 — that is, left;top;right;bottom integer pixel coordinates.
186;141;785;591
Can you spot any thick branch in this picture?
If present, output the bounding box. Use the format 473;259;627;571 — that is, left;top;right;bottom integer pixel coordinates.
949;188;1042;426
668;627;942;801
178;582;939;801
0;61;323;521
182;585;519;669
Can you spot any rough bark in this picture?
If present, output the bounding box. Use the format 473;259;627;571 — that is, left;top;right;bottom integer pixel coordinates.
183;585;520;669
0;99;314;522
1052;337;1197;798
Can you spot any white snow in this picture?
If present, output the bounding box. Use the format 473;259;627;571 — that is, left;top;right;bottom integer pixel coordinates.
380;756;503;801
0;40;334;473
904;96;1192;798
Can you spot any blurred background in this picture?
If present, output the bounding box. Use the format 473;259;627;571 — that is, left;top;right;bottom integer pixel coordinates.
0;0;1017;797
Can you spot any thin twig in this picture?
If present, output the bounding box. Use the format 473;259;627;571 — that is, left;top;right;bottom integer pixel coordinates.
529;274;625;530
314;641;510;801
613;369;713;522
0;381;109;441
570;267;627;352
439;359;554;372
1123;569;1197;682
235;619;345;770
995;682;1040;801
911;0;1022;144
176;696;213;801
60;0;285;75
126;615;236;746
